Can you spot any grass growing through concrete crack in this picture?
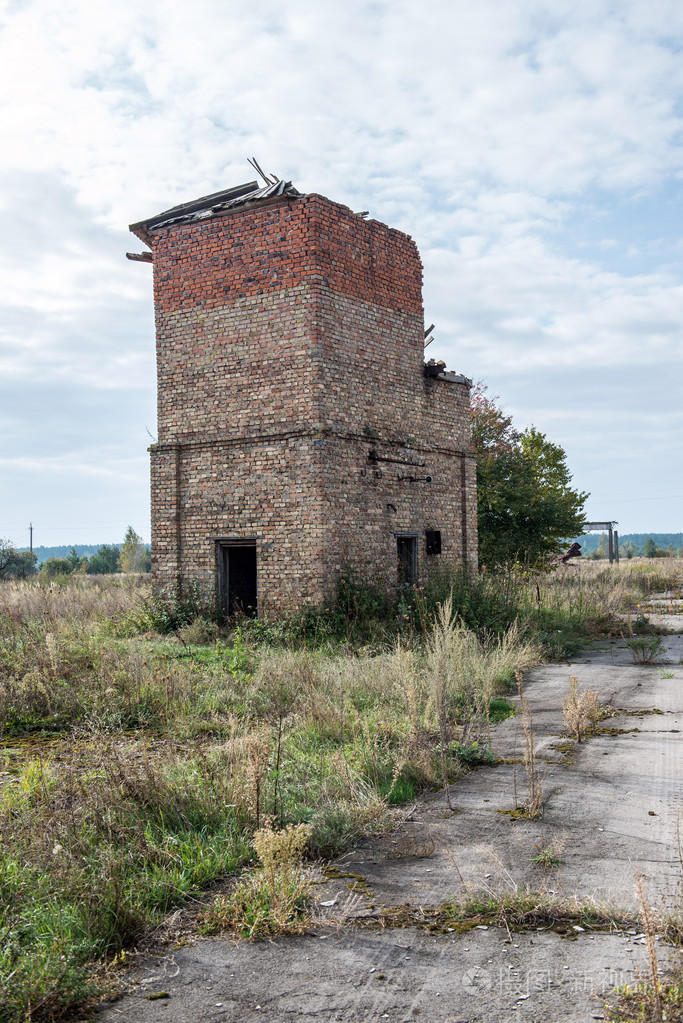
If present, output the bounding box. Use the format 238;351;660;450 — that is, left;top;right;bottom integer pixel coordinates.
529;843;562;867
604;875;683;1022
625;635;666;665
604;824;683;1022
515;673;545;819
606;977;683;1022
562;674;601;742
356;886;635;937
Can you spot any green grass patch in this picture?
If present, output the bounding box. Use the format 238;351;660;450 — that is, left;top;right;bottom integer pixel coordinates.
0;750;251;1022
355;887;635;936
449;740;498;766
487;697;516;722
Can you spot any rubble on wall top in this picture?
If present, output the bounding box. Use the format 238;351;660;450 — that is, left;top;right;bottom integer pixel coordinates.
129;179;302;243
424;358;472;386
424;358;447;377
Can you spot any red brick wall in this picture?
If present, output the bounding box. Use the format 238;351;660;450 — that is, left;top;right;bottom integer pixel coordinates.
150;195;425;444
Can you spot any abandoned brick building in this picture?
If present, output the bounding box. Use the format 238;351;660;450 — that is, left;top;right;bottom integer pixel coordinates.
129;178;477;614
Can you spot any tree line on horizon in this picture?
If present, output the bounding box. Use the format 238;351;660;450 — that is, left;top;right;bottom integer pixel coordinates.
0;527;151;580
575;533;683;559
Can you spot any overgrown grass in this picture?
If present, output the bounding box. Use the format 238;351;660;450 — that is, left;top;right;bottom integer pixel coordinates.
0;573;541;1021
1;558;681;1021
606;976;683;1022
107;561;624;653
604;817;683;1023
126;558;681;654
0;748;251;1023
237;564;608;655
201;823;313;940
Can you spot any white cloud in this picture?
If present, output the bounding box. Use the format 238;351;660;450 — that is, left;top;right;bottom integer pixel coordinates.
422;221;683;380
4;0;683;219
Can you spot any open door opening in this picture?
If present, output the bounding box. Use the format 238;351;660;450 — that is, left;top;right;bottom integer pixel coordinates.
397;535;418;588
217;542;257;617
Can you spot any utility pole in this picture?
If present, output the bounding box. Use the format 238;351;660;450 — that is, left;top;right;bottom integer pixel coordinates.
29;522;33;554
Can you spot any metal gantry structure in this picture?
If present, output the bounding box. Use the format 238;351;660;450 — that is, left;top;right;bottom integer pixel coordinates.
584;521;619;563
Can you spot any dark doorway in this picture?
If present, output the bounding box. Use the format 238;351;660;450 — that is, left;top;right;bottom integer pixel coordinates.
397;535;417;587
217;542;257;617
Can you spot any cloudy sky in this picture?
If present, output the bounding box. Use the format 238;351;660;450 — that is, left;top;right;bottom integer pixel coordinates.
1;0;682;548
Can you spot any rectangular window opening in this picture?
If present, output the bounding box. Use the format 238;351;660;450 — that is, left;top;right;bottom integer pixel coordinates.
425;529;442;556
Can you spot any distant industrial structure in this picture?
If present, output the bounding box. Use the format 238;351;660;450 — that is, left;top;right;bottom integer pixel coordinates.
583;521;620;563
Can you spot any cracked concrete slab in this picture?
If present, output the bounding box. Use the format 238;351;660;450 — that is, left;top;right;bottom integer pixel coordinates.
331;649;683;912
93;928;661;1023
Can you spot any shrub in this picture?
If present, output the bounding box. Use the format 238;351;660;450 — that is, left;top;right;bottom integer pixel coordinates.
626;636;665;664
201;823;313;939
177;616;222;645
39;557;75;580
116;581;222;635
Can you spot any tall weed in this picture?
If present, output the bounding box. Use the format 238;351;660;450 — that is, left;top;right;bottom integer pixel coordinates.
562;675;600;742
4;562;678;1022
202;823;313;939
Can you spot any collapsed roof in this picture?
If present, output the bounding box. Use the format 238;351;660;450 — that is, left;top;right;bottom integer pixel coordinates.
129;179;302;245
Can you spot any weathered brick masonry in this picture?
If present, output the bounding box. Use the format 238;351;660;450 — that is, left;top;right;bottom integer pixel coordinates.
130;180;477;612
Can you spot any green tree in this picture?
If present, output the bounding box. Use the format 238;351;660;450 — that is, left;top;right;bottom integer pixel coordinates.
596;533;608;559
622;541;637;559
678;547;683;558
66;546;89;573
118;527;149;573
87;544;121;575
66;546;81;571
0;540;37;578
9;550;38;578
643;537;657;559
0;540;15;577
40;557;74;579
471;386;588;569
